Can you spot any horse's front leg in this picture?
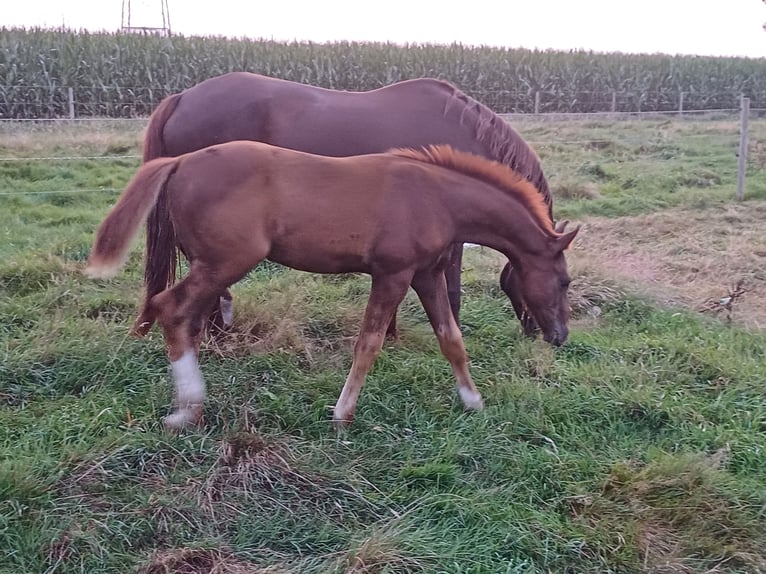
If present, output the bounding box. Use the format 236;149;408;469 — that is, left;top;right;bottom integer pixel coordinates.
411;267;484;412
333;270;414;430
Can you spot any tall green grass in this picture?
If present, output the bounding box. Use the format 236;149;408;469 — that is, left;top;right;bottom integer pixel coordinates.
2;26;766;118
1;115;766;573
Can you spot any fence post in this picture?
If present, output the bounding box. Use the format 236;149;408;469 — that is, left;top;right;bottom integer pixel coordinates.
611;92;617;113
678;91;684;116
736;95;750;201
534;91;540;114
68;87;75;120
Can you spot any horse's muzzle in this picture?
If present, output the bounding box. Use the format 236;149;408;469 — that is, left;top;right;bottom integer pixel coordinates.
543;326;568;347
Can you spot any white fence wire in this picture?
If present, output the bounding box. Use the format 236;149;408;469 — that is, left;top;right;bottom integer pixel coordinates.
0;99;756;199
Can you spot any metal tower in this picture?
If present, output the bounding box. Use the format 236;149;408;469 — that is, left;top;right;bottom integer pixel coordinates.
121;0;172;36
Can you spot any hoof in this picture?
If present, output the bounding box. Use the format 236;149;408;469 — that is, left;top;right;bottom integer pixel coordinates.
458;387;485;411
332;409;354;432
162;405;203;430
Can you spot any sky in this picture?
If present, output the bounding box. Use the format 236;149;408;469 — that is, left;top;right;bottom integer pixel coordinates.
3;0;765;58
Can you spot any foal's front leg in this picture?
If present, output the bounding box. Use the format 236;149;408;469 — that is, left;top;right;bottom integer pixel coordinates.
411;267;484;412
333;271;413;429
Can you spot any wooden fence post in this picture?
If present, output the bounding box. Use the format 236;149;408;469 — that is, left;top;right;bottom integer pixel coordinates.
68;87;75;120
611;92;617;113
678;91;684;116
534;91;540;114
736;95;750;201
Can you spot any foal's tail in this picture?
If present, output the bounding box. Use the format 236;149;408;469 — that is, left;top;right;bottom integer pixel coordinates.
86;157;180;281
142;93;184;322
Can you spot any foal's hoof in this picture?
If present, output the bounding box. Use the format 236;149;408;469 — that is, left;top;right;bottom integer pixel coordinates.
332;409;355;433
162;405;204;431
332;420;350;433
458;387;485;412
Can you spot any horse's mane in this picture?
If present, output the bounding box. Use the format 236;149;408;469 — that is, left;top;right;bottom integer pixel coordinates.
440;83;553;221
389;144;554;234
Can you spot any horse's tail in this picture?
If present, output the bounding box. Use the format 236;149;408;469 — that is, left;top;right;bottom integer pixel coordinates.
143;92;182;162
86;157;180;281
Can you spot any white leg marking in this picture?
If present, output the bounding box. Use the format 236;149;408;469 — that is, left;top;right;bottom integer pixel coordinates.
164;350;206;429
333;374;356;426
220;296;234;328
458;385;484;411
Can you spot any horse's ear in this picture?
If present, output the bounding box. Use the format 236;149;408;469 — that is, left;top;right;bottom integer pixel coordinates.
556;226;580;251
554;219;570;233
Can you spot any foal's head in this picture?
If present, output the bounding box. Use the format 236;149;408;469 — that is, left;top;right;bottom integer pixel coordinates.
514;227;579;346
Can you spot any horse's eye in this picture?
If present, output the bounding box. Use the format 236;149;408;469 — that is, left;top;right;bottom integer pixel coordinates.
561;279;571;289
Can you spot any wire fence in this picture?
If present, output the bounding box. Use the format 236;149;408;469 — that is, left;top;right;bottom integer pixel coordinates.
3;85;766;119
0;100;761;200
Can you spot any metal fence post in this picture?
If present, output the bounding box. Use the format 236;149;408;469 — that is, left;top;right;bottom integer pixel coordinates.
736;95;750;201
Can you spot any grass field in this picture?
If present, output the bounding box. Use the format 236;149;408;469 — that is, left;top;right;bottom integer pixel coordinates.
1;115;766;573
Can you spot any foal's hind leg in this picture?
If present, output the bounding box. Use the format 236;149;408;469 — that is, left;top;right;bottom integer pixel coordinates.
411;267;484;412
333;271;414;429
151;268;226;429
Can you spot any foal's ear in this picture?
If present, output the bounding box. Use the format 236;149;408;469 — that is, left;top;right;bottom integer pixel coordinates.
555;226;580;251
554;219;570;233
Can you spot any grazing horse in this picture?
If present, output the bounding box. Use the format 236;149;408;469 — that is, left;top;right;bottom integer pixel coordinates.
140;72;557;338
86;142;578;430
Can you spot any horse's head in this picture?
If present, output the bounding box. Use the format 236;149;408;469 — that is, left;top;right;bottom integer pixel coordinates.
512;226;579;346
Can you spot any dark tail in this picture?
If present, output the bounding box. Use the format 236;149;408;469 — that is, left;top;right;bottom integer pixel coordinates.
142;92;184;332
143;92;182;162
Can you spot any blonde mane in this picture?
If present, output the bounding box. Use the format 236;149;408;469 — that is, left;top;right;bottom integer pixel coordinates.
389;144;555;234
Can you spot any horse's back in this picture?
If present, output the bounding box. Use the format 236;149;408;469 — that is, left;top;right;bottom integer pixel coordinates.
159;72;485;158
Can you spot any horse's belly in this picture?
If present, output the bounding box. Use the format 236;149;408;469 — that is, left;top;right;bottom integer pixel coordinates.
266;240;370;275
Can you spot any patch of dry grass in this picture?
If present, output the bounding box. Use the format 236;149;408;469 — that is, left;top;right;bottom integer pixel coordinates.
552;177;603;200
0;120;144;158
139;547;290;574
575;449;766;573
568;201;766;328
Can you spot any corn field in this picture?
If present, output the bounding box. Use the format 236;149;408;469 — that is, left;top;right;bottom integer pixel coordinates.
2;27;766;118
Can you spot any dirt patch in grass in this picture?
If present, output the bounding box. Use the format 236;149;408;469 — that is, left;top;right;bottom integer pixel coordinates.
569;201;766;328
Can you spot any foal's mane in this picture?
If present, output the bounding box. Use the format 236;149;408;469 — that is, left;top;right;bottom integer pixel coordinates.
389;144;555;234
441;83;553;220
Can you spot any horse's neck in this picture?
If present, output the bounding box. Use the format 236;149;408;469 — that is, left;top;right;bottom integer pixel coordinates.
448;180;550;262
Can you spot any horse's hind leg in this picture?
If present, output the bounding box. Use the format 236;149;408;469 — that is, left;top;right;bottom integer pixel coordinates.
208;288;235;335
443;243;463;326
411;267;484;412
150;266;227;429
385;312;398;341
333;270;414;429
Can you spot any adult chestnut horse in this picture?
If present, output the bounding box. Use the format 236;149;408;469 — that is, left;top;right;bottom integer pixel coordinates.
87;142;578;430
141;72;557;338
